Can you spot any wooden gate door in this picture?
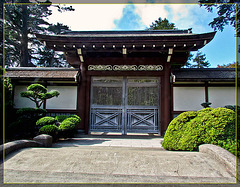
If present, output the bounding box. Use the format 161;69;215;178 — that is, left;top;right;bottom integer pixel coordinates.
89;77;160;134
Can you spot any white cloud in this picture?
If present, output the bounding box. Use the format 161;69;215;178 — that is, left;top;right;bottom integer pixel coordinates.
48;4;125;31
134;4;168;28
47;4;217;33
166;4;216;33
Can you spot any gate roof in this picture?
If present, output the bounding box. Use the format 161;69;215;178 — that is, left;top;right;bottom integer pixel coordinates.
36;30;216;68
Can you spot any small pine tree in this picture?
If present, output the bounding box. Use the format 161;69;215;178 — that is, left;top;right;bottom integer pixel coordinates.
20;84;60;108
184;51;210;68
148;18;176;30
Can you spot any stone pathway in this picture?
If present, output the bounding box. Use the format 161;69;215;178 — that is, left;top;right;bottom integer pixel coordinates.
3;134;237;184
54;134;163;148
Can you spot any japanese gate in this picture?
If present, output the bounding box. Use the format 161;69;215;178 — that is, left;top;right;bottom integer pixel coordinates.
37;30;216;135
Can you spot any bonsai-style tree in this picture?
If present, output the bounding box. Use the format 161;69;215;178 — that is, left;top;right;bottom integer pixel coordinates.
20;84;60;108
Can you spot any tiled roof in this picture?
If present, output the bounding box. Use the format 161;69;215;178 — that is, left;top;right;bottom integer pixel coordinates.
4;67;78;80
4;67;238;82
173;68;238;82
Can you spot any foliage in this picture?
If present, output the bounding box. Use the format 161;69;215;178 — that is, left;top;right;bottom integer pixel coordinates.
148;17;176;30
20;84;60;108
58;119;76;138
58;120;75;131
6;107;46;139
1;66;14;142
55;115;69;123
68;115;81;123
162;108;238;157
199;1;239;36
217;62;240;68
2;0;74;67
39;124;58;142
184;51;210;68
16;107;46;117
36;116;56;127
64;117;80;126
224;105;240;115
39;124;58;136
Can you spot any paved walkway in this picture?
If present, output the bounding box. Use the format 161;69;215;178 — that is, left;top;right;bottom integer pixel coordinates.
55;133;164;148
3;134;237;184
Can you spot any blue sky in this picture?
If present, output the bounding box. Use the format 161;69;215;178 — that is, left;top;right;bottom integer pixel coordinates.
48;4;236;67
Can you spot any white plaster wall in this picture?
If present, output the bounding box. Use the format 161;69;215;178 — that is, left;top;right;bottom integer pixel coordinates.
173;87;205;111
209;87;236;108
14;85;37;108
46;86;77;110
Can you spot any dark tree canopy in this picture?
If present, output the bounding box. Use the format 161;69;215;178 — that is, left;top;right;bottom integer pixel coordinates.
184;51;210;68
2;0;74;67
148;17;176;30
199;0;239;36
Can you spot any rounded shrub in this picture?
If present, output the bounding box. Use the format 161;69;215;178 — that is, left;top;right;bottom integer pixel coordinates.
64;117;80;126
58;120;76;138
39;125;59;142
162;108;237;156
59;120;75;131
55;115;69;123
36;116;56;127
68;115;81;123
39;125;58;136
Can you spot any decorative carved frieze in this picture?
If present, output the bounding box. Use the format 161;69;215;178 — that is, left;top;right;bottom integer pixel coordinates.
88;65;163;71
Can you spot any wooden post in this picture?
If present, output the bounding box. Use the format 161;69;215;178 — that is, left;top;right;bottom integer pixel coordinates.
205;81;209;103
77;63;87;132
161;63;171;135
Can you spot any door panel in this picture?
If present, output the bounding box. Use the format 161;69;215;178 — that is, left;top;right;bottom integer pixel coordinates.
90;77;160;134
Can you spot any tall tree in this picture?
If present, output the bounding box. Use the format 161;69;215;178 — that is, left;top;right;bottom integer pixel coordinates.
2;0;74;67
184;51;210;68
148;17;176;30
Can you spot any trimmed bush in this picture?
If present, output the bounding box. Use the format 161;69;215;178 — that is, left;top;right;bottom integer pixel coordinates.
58;120;76;138
16;108;47;117
39;125;58;142
39;125;58;136
68;115;81;123
59;120;75;131
64;117;80;126
36;117;56;127
55;115;69;123
162;108;238;156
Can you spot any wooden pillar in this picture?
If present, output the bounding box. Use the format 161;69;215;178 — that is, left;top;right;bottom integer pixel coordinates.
205;81;209;103
84;75;91;134
161;63;171;135
77;63;87;132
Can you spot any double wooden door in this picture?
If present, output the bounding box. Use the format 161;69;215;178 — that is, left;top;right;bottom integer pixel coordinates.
89;76;160;134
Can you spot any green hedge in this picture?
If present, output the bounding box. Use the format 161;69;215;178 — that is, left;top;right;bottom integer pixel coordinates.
36;117;56;127
64;117;80;126
39;125;58;136
58;119;77;138
58;120;75;131
69;115;81;123
55;115;69;123
162;108;238;157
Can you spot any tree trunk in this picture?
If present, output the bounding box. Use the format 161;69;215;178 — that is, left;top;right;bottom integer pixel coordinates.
20;2;29;67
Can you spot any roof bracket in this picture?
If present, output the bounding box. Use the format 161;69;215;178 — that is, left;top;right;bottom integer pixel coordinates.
77;48;84;63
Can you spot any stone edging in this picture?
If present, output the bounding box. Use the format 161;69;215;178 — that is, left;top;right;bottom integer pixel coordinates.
199;144;239;179
0;140;43;159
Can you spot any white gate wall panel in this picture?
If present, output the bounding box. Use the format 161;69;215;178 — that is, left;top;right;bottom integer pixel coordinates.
173;87;205;111
209;87;235;108
46;86;77;110
14;85;37;108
